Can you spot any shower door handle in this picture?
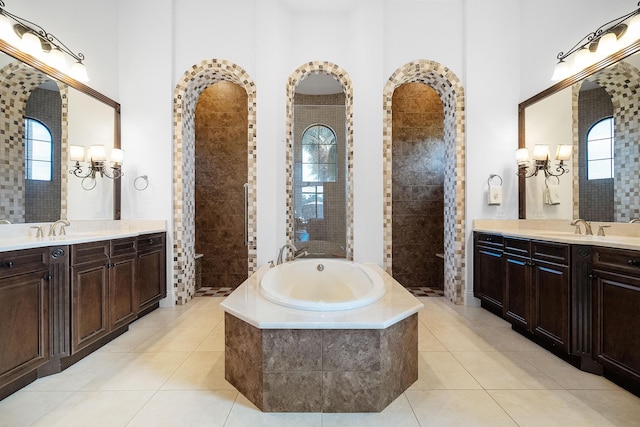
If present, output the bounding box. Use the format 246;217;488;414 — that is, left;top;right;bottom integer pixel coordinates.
244;183;249;246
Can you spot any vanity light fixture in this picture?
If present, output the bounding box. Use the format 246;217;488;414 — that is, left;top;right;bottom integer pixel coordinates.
516;144;572;178
551;3;640;81
0;0;89;81
69;145;124;190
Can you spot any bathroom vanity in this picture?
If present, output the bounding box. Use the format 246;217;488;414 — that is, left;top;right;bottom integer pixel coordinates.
0;221;166;400
473;220;640;396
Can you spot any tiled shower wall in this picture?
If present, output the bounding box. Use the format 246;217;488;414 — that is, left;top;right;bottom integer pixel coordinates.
578;86;613;222
195;82;248;289
391;83;444;289
293;93;346;249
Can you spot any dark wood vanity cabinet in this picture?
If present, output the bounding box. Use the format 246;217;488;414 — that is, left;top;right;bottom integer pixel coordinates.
504;238;532;330
136;233;166;313
530;241;570;353
502;238;570;352
70;238;137;353
473;233;504;315
0;247;50;397
591;247;640;389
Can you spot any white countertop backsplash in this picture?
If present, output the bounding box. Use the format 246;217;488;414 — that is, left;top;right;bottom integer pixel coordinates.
0;220;166;252
473;219;640;251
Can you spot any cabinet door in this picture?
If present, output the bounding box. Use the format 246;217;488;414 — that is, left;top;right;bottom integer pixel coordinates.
474;244;504;314
592;269;640;385
532;259;570;352
0;271;49;386
504;254;531;330
71;261;108;354
137;248;165;312
109;254;137;330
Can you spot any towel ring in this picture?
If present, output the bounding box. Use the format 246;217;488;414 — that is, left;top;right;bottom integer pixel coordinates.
488;174;503;186
134;175;149;191
545;175;560;186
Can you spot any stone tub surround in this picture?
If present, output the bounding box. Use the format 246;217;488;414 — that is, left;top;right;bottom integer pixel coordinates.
225;312;418;412
474;218;640;251
222;262;423;412
0;219;166;252
220;263;424;329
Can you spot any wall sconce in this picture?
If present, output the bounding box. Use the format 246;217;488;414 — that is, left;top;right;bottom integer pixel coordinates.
69;145;124;190
0;0;89;81
551;4;640;81
516;144;572;178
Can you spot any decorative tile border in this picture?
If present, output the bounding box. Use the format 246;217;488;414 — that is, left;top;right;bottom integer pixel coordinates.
382;60;466;304
0;61;68;223
173;59;257;305
285;62;354;259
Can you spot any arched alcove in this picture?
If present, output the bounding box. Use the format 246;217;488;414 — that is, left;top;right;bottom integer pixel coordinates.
285;61;354;259
173;59;257;305
383;60;466;304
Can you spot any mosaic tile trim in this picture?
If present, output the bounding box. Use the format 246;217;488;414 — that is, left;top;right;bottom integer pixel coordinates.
382;60;466;304
173;59;257;305
0;61;68;223
285;61;354;259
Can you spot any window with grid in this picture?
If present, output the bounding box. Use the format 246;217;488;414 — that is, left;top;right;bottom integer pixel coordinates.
300;124;336;219
587;117;614;180
24;117;53;181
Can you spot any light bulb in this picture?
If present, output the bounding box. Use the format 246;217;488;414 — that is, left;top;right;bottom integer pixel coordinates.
70;61;89;82
20;31;42;56
551;60;570;81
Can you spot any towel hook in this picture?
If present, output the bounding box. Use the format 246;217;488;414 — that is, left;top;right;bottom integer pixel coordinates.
545;175;560;186
134;175;149;191
488;174;503;187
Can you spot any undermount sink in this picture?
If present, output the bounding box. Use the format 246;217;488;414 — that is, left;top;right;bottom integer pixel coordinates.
535;231;590;238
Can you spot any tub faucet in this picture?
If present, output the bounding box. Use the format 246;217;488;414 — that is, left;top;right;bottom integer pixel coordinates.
0;219;10;224
630;218;640;223
48;219;70;237
570;218;593;235
276;243;298;265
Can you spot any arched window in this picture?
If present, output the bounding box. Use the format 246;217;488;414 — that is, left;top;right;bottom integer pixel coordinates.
24;117;53;181
587;117;614;180
300;124;337;219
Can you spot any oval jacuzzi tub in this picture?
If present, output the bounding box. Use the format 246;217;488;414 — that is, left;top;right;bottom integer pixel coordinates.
259;259;386;311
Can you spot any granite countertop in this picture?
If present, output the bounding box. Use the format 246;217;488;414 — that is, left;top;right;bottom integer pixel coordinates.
473;219;640;251
0;220;166;252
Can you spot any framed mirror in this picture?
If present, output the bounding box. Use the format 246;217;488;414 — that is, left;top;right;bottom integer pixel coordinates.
519;39;640;221
0;39;120;224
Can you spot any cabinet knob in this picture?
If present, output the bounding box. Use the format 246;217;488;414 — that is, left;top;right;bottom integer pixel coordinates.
148;239;154;245
2;261;13;268
588;274;598;280
628;259;640;267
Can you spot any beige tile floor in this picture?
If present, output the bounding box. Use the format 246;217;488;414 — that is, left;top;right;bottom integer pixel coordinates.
1;297;639;426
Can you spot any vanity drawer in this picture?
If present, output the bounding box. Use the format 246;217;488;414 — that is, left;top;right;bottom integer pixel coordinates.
532;240;569;265
111;237;136;257
136;233;165;252
504;237;530;256
593;247;640;275
0;247;49;279
475;233;503;249
71;240;109;265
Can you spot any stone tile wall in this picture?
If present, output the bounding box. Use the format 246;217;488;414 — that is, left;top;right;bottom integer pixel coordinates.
194;82;249;289
391;83;445;289
224;312;418;412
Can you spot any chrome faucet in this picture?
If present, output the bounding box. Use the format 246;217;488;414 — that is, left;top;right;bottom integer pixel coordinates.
48;219;70;237
630;218;640;223
0;219;11;224
276;243;308;265
570;218;593;235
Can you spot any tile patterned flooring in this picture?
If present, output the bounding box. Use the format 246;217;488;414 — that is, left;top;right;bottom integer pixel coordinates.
1;297;639;426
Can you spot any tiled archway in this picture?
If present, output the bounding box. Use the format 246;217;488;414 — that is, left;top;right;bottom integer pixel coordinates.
173;59;257;305
383;60;466;304
285;62;354;259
